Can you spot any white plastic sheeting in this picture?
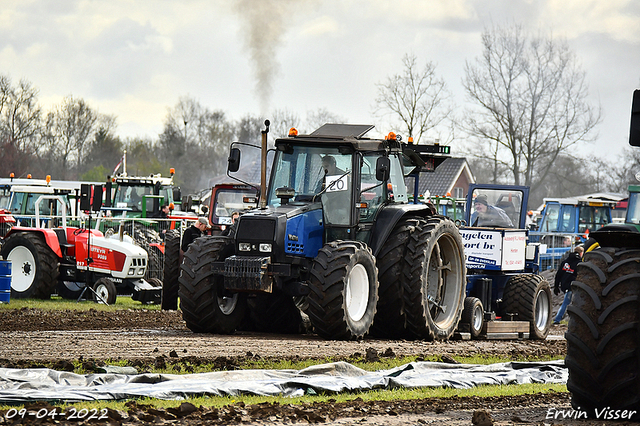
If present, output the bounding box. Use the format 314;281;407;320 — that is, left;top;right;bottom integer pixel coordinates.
0;360;567;403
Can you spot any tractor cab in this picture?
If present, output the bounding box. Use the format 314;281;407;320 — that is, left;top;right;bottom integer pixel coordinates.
265;127;408;243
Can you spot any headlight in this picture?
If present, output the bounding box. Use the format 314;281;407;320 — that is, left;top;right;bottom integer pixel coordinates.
259;243;272;253
238;242;251;252
128;269;135;275
138;268;145;275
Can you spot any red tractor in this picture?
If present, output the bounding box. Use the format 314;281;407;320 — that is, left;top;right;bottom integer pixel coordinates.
0;194;160;303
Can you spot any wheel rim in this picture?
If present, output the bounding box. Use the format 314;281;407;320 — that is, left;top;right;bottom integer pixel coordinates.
534;288;550;331
7;246;35;293
218;293;238;315
95;284;110;304
345;263;369;322
472;304;484;332
425;234;464;330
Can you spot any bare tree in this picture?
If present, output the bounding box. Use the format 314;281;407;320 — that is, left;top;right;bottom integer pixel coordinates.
462;24;601;193
269;108;300;138
375;54;452;143
42;96;98;179
159;97;235;192
0;76;42;177
305;108;344;134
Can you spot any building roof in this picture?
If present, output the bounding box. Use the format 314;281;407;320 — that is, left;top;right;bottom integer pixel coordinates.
407;157;473;197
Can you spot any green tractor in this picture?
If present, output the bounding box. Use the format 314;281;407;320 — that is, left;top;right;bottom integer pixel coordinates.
103;168;183;283
178;122;467;340
564;90;640;420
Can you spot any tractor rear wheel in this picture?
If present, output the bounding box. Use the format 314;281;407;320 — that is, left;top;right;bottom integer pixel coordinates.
370;216;423;338
161;229;181;310
565;247;640;420
247;292;303;334
1;232;60;299
307;241;378;340
502;274;552;339
93;278;117;305
178;236;246;334
402;217;466;340
462;297;484;339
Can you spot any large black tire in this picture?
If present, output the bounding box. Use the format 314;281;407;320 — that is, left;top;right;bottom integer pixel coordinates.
161;229;181;310
565;247;640;420
461;296;484;339
502;274;552;339
247;292;303;334
146;245;163;281
92;277;117;305
178;236;247;334
307;241;378;340
402;217;466;340
370;216;424;338
1;232;60;299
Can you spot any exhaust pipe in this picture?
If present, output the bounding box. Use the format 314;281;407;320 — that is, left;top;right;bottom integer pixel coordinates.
260;120;270;209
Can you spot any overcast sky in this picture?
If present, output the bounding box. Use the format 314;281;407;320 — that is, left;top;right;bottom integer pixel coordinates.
1;0;639;161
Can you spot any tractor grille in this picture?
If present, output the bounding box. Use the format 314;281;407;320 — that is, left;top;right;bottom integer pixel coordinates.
224;256;270;278
236;218;276;242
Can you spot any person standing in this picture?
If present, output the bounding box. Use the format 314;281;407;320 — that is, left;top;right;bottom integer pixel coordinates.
181;217;211;252
553;245;584;324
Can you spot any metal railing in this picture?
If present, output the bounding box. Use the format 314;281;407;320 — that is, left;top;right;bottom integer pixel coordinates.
10;214;199;282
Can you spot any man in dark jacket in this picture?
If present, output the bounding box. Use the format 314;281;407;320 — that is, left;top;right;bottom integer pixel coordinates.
181;217;210;252
553;245;584;324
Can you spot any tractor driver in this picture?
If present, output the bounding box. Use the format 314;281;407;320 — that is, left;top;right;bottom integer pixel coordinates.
315;155;345;194
470;194;514;228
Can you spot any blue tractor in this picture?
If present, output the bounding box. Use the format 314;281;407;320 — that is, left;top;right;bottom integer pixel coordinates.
178;122;468;340
457;184;552;340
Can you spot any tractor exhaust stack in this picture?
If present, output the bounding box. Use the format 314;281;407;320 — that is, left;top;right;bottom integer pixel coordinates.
260;120;270;209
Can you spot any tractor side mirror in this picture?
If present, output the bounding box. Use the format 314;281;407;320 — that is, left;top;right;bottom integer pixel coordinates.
228;148;241;172
630;89;640;146
173;187;181;204
376;157;390;182
92;185;103;212
104;182;112;207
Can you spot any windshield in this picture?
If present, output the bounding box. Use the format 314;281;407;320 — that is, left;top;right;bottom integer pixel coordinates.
10;192;71;216
213;189;258;225
0;186;10;209
627;192;640;225
267;146;352;207
113;184;156;213
577;205;610;233
469;188;523;228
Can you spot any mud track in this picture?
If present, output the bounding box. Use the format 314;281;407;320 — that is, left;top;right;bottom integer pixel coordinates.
0;308;620;425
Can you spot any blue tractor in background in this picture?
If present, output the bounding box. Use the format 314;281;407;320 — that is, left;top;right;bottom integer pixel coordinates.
457;184;552;340
178;122;468;340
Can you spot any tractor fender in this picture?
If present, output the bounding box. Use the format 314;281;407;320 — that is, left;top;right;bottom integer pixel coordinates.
589;223;640;248
368;204;434;256
4;227;63;258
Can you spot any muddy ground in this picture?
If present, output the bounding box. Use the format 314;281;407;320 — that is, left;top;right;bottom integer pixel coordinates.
0;307;628;426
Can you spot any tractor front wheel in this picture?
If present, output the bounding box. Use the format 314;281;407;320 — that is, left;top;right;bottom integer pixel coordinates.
307;241;378;340
178;236;247;334
93;278;117;305
1;232;60;299
462;296;484;339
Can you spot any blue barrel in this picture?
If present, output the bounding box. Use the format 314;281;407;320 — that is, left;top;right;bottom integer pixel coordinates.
0;260;11;303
